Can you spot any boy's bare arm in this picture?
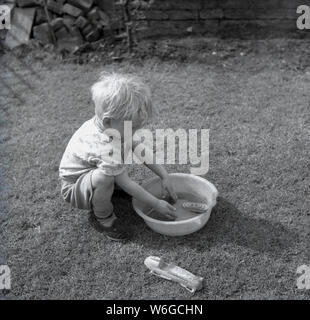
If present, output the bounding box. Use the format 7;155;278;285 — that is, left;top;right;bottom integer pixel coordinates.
133;142;167;179
114;170;176;219
132;142;177;201
144;163;168;180
145;164;178;202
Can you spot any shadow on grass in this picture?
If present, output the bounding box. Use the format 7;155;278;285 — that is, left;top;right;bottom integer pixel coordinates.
203;197;299;255
116;196;299;258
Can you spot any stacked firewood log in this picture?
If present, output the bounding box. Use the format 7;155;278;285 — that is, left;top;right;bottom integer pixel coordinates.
14;0;113;49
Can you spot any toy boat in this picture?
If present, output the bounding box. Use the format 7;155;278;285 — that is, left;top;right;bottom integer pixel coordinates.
182;201;208;213
144;256;204;293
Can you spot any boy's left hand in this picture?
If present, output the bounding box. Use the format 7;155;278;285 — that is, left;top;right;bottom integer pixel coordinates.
161;177;178;203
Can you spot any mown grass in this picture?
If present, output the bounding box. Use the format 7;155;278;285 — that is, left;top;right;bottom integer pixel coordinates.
0;39;309;299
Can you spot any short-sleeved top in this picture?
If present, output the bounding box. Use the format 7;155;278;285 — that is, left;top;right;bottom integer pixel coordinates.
59;117;128;182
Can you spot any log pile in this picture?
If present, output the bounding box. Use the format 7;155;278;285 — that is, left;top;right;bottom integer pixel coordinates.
12;0;112;49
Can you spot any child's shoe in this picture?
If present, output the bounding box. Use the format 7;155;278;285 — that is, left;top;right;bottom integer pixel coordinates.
88;211;130;241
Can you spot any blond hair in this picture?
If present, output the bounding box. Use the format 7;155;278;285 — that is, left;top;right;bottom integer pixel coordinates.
91;72;154;124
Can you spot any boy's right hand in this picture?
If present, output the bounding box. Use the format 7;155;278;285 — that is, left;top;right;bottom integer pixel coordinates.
154;200;176;221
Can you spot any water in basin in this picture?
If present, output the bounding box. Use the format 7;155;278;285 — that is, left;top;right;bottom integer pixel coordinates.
145;192;208;222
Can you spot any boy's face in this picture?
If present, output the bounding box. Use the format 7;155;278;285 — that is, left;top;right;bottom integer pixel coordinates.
110;113;144;138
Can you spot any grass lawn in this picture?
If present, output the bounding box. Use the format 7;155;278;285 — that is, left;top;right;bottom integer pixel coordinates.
0;39;309;299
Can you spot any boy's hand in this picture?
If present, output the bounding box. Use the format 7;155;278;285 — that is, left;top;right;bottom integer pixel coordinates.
161;177;178;203
154;200;176;221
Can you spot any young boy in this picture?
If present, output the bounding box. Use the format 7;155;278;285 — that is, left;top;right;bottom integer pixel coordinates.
59;73;177;241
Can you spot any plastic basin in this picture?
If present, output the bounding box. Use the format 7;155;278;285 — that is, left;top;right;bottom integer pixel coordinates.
132;173;218;236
